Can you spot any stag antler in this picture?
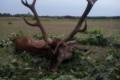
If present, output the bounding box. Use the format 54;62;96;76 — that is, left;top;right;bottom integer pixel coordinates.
21;0;48;43
78;19;87;32
64;0;97;41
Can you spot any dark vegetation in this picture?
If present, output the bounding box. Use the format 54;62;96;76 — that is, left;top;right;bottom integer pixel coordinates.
76;30;109;46
0;31;120;80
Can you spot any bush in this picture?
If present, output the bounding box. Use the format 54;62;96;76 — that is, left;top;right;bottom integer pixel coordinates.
0;39;12;48
77;30;109;46
0;32;25;48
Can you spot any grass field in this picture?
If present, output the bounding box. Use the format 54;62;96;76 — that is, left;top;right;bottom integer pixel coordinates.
0;17;120;40
0;17;120;80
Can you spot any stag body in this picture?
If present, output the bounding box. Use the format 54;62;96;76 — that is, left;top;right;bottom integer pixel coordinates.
14;37;53;55
17;0;97;72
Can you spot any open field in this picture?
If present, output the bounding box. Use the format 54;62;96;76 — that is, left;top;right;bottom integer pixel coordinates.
0;17;120;40
0;17;120;80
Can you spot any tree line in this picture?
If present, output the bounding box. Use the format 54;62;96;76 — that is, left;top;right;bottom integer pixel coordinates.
0;12;32;17
0;12;120;19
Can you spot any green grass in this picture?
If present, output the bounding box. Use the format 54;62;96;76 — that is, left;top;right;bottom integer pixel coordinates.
0;17;120;40
0;45;120;80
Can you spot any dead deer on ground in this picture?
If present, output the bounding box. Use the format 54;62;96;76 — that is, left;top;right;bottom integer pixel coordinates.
14;0;97;72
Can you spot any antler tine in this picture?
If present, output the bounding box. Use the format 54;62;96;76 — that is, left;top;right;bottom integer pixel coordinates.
87;0;97;5
23;17;37;26
21;0;30;8
21;0;36;8
64;0;97;41
78;19;87;32
21;0;48;42
21;0;39;27
32;0;36;6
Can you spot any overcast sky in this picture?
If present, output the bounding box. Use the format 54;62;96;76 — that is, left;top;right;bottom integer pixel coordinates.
0;0;120;16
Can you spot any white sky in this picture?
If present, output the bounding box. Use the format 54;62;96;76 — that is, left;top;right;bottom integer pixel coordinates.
0;0;120;16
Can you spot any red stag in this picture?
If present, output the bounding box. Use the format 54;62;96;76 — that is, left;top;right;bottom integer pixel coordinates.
14;0;97;72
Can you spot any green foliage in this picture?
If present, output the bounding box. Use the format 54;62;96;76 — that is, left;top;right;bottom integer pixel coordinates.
110;32;120;47
0;31;25;48
49;34;64;40
33;33;43;40
33;33;64;41
104;48;120;80
88;29;102;34
55;75;79;80
0;32;120;80
0;39;12;48
1;47;119;80
77;30;109;46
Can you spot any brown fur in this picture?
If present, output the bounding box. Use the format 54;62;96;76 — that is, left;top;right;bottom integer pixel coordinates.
14;37;53;55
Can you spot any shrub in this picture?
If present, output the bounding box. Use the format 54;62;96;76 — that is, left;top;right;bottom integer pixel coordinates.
77;30;109;46
0;39;12;48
